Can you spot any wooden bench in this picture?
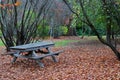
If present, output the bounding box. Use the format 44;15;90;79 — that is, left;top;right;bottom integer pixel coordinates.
7;41;63;67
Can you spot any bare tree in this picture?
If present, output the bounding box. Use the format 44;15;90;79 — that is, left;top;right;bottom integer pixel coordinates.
0;0;49;51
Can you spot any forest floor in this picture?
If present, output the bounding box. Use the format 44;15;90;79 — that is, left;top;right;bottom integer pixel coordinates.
0;36;120;80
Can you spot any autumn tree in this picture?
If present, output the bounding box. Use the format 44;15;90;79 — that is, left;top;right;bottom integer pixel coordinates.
63;0;120;60
0;0;49;51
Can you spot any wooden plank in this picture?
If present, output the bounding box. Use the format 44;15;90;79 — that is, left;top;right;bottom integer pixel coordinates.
30;50;64;60
12;50;63;59
2;52;16;55
10;41;54;50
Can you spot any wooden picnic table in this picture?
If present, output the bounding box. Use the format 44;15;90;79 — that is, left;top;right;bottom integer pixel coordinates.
8;41;63;67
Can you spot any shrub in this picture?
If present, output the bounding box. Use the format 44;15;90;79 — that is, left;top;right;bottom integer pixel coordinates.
35;25;50;39
61;26;68;35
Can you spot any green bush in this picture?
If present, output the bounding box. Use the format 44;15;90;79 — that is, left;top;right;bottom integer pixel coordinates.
52;26;68;38
35;25;50;39
61;26;68;35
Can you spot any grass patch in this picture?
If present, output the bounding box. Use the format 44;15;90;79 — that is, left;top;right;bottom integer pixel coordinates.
0;39;79;47
80;36;107;40
80;36;98;40
0;40;4;46
55;40;79;47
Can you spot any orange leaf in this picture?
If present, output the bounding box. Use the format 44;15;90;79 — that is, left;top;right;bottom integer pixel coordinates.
0;4;4;8
14;1;21;6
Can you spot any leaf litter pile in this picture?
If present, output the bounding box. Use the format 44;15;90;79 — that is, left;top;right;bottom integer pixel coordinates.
0;36;120;80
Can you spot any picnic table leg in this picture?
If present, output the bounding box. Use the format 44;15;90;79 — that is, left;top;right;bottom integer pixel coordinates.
11;51;20;63
11;57;17;63
32;51;44;67
47;48;58;62
36;60;44;68
31;51;38;57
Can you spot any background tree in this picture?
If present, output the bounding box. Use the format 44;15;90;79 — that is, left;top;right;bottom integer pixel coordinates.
44;0;74;37
63;0;120;60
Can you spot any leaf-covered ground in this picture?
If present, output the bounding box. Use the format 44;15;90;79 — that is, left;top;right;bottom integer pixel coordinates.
0;36;120;80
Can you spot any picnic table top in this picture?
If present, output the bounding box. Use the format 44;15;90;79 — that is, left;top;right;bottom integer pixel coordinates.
10;41;54;50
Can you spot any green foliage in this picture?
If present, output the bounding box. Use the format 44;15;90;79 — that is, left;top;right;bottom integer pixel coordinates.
52;26;61;38
52;25;68;38
35;24;50;39
69;0;106;36
61;26;68;35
